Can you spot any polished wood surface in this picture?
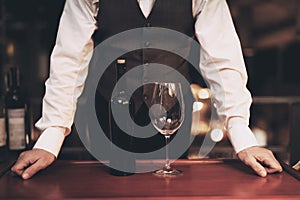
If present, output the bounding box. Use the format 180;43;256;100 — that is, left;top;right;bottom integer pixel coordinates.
0;159;299;200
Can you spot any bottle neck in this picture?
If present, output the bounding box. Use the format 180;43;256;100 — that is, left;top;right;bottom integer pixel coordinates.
7;67;20;91
116;62;126;81
116;59;127;92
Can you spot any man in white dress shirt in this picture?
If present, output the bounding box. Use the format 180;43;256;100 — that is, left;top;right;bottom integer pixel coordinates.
11;0;282;179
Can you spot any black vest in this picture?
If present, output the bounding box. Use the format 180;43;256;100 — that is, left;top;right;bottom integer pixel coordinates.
94;0;196;104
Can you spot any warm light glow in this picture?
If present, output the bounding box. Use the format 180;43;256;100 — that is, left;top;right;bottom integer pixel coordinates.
191;120;209;135
198;89;210;99
244;48;255;57
26;134;30;145
210;128;224;142
252;127;267;146
7;43;15;57
193;102;204;112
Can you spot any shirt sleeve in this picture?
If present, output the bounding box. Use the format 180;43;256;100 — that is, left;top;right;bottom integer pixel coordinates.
33;127;66;157
34;0;98;157
193;0;258;153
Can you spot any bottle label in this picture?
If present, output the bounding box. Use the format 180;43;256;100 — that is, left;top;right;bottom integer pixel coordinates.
0;118;6;147
7;108;26;150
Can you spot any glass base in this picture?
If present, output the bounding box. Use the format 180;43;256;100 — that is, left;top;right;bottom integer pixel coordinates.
153;166;182;176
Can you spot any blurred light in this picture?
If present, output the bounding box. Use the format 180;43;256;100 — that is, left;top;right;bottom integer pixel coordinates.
213;102;217;108
210;129;224;142
190;84;202;100
193;102;203;112
191;119;209;135
198;88;210;99
252;127;267;146
198;122;209;134
243;48;255;57
7;43;15;57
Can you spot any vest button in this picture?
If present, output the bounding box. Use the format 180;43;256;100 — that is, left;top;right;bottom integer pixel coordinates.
143;95;148;100
145;22;151;27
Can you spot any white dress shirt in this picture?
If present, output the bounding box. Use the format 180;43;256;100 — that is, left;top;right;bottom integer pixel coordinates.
34;0;258;157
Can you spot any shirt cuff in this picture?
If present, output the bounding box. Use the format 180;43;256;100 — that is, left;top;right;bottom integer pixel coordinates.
33;127;66;158
227;118;259;153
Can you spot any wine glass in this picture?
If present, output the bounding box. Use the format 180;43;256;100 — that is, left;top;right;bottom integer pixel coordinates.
149;82;184;176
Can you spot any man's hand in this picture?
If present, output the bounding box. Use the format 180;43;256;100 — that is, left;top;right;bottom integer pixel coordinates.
11;149;56;180
237;146;283;177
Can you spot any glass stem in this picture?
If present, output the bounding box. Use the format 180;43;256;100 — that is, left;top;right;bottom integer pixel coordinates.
165;135;171;170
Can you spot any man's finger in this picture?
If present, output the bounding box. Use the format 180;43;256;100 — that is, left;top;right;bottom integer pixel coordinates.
21;159;47;180
11;153;35;176
257;156;283;173
244;156;267;177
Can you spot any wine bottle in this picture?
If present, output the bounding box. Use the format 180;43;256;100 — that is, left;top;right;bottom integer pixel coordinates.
0;93;7;162
108;58;136;176
5;67;28;153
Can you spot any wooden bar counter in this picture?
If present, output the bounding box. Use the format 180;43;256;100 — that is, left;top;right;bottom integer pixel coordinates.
0;159;299;199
